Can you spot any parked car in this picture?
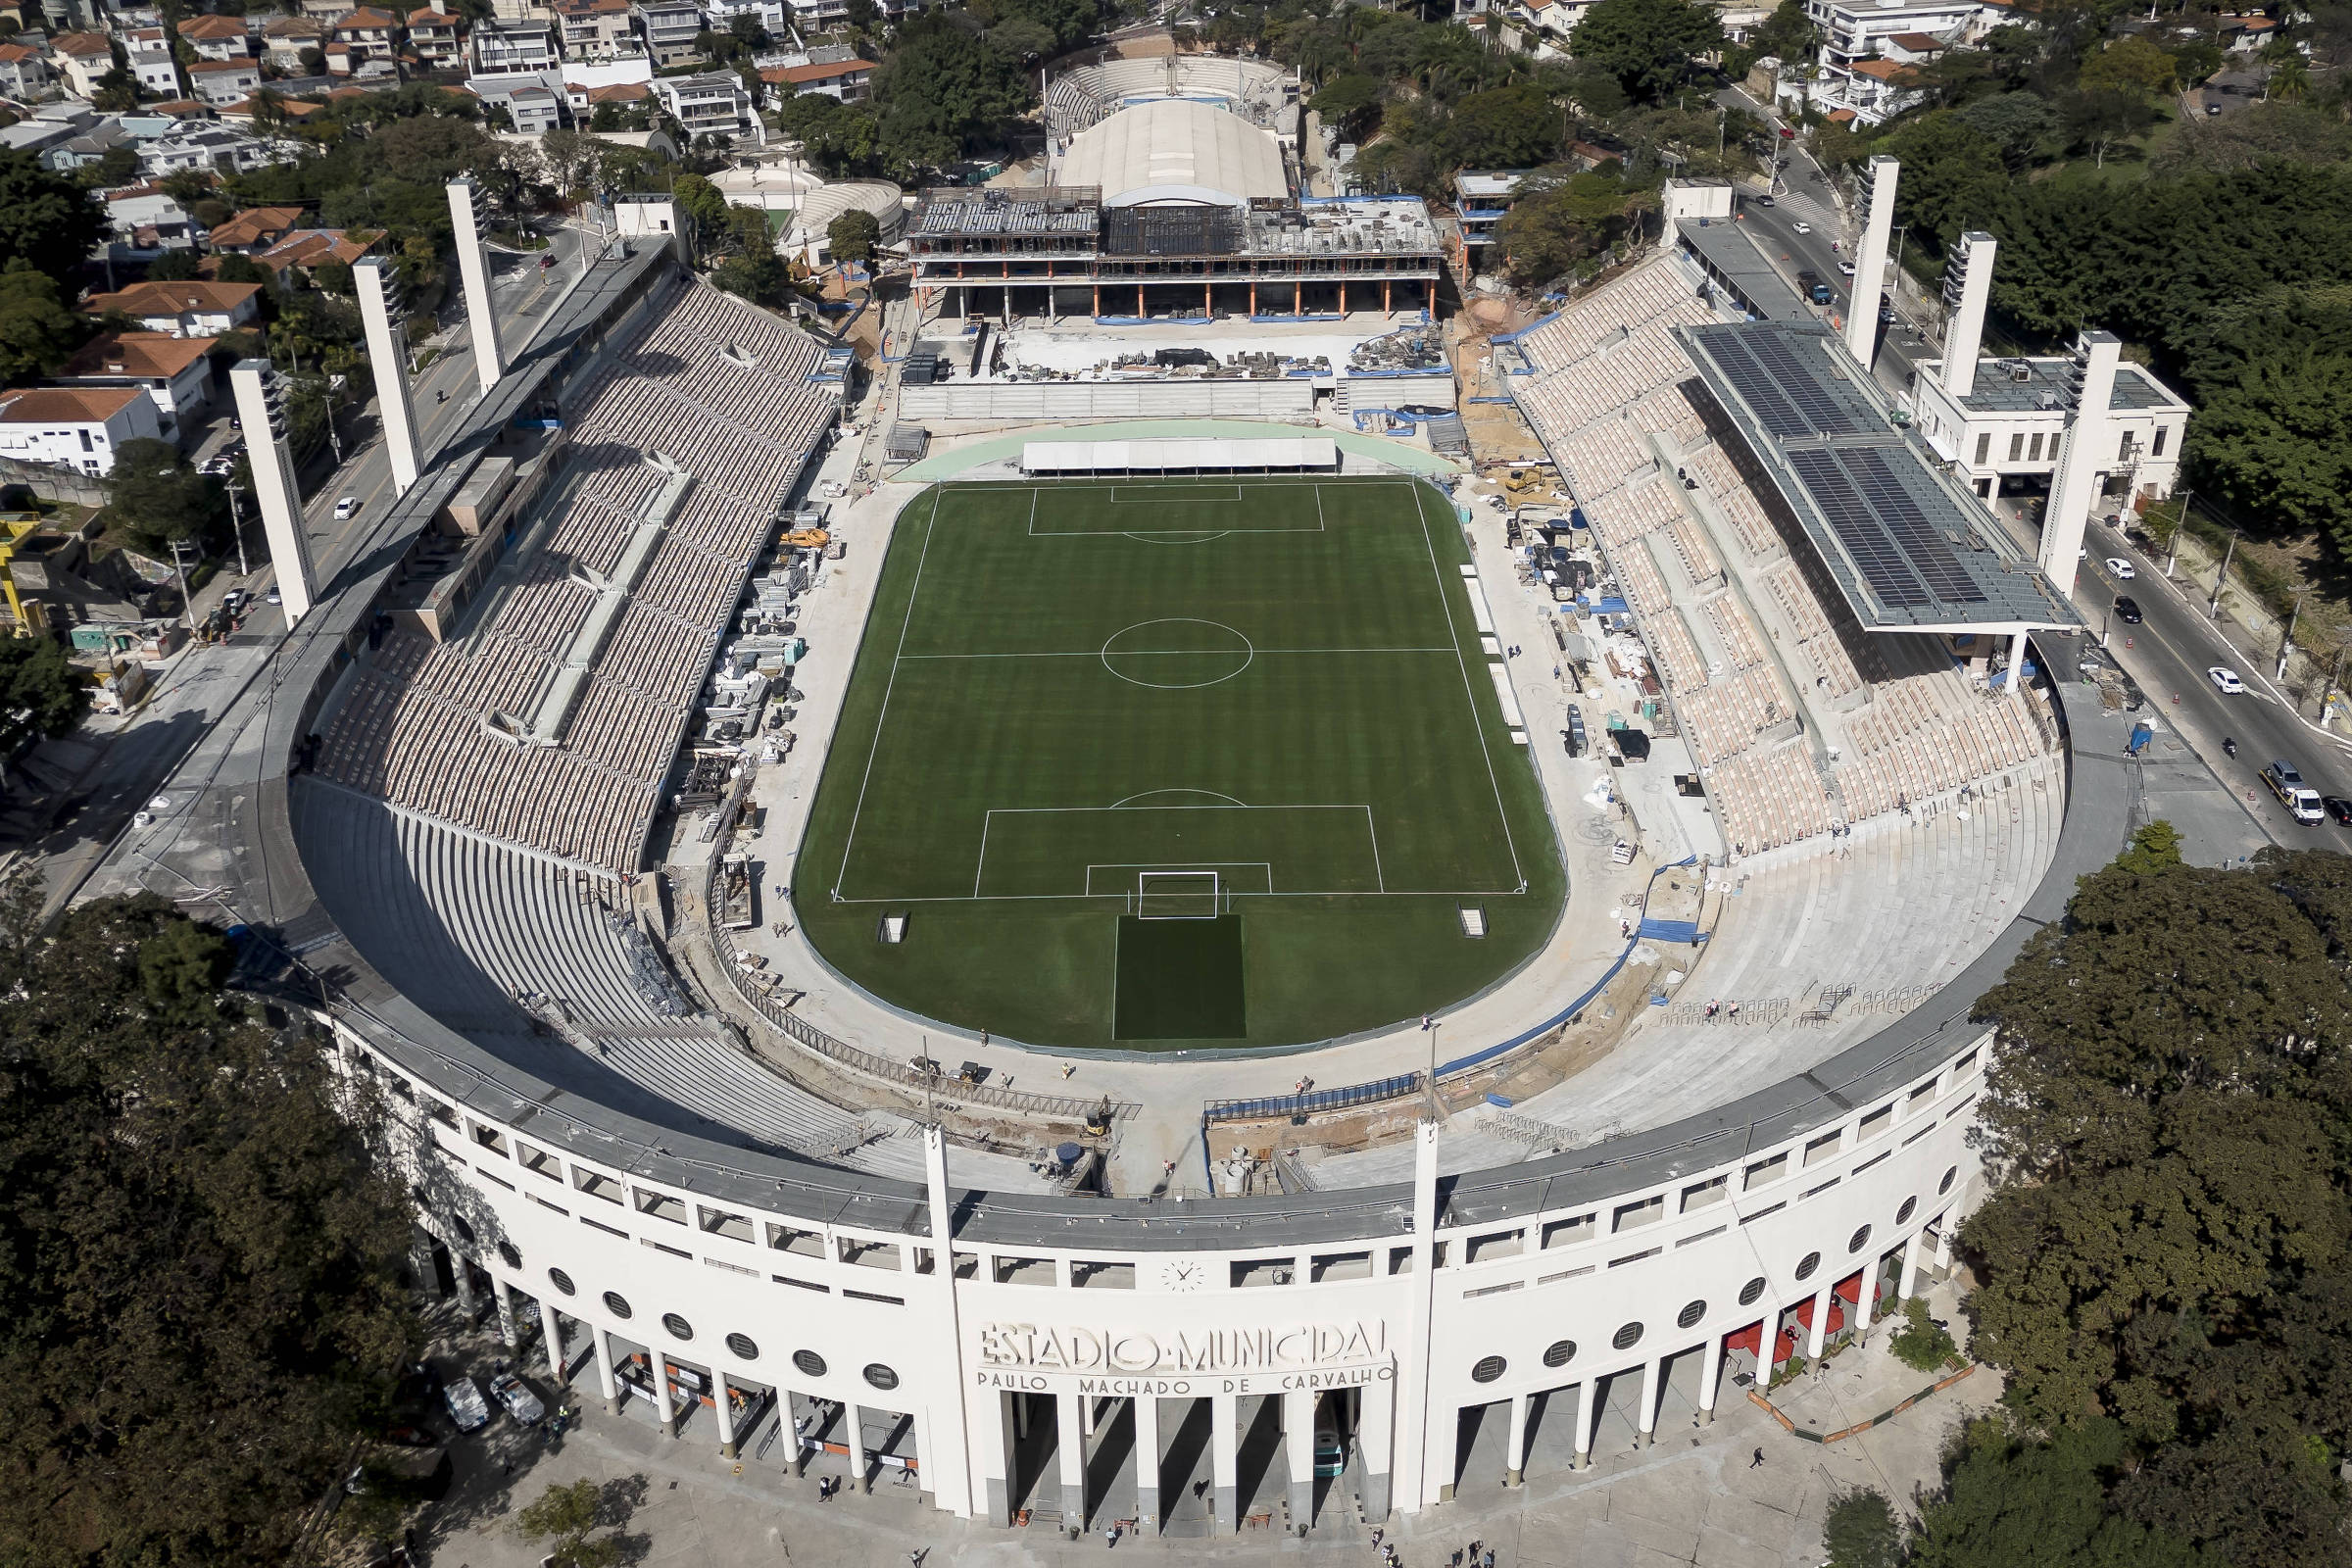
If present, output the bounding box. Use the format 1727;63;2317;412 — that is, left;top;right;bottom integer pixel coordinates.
1838;260;1857;276
489;1371;544;1425
442;1375;490;1433
2113;596;2141;624
2326;797;2352;826
1563;706;1587;759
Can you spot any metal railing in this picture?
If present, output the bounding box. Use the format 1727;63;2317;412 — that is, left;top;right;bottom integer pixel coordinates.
1204;1071;1422;1125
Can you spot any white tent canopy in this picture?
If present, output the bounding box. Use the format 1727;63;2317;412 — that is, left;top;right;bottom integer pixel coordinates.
1019;437;1339;473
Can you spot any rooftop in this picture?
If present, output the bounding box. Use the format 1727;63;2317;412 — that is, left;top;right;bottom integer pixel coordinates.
0;385;146;422
208;204;305;246
1677;218;1812;323
1059;97;1287;209
1931;355;2189;416
911;185;1102;239
84;279;263;315
59;329;216;379
1677;319;2083;632
1454;170;1528;200
176;13;250;36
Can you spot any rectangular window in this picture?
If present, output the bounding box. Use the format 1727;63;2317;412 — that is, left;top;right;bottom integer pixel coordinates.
474;1166;514;1191
1466;1230;1524;1263
1974;432;1990;466
2028;432;2044;462
1741;1200;1788;1224
1537;1265;1595;1284
766;1223;825;1257
526;1193;567;1216
1858;1102;1893;1142
1743;1152;1788;1190
1803;1130;1842;1167
844;1288;905;1306
1677;1224;1728;1247
1541;1213;1595;1249
1608;1247;1661;1268
1802;1176;1841;1199
2152;426;2167;457
1311;1250;1373;1282
772;1273;829;1293
632;1189;687;1225
1682;1175;1729;1212
1463;1280;1524;1298
1851;1151;1890;1176
77;429;91;452
698;1206;755;1245
2007;432;2024;463
570;1167;623;1204
2119;431;2134;462
580;1215;627;1239
1613;1195;1665;1232
640;1237;691;1259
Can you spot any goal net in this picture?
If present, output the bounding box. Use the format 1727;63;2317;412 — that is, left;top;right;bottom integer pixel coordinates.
1136;870;1221;919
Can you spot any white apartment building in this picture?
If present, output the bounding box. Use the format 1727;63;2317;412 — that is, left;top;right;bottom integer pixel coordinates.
54;330;215;439
652;70;763;144
473;19;562;74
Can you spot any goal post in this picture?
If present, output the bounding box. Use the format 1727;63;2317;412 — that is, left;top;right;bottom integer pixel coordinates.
1136;870;1221;919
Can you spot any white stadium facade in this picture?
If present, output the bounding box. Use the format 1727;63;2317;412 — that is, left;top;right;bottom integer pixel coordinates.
90;90;2148;1544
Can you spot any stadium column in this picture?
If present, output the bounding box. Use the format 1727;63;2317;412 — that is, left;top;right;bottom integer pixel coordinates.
1249;280;1256;315
593;1328;620;1413
1360;1375;1396;1519
227;359;318;624
409;1226;438;1295
1092;283;1099;317
922;1127;978;1518
1285;1388;1314;1528
1503;1393;1528;1486
1697;1333;1724;1424
541;1299;566;1383
354;255;421;494
712;1374;736;1457
651;1350;677;1438
1634;1358;1660;1448
445;177;507;394
1852;1270;1876;1336
493;1278;518;1347
1571;1379;1599;1470
1843;156;1899;369
1391;1120;1441;1514
1805;1286;1834;1359
1212;1392;1240;1531
1898;1229;1925;1300
1056;1394;1087;1524
2006;630;2031;702
1933;1222;1954;1274
848;1401;872;1493
1134;1394;1160;1530
448;1249;476;1310
1384;279;1392;314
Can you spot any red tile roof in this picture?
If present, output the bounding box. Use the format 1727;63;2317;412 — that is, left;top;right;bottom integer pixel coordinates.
83;280;264;317
177;14;250;38
207;205;305;246
48;30;113;57
765;57;875;84
0;385;147;423
60;330;216;380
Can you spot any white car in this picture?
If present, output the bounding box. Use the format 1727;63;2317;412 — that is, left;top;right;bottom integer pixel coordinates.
2209;666;2245;695
442;1375;490;1433
1838;261;1856;276
489;1370;544;1424
1792;221;1812;234
333;495;361;520
2105;558;2135;579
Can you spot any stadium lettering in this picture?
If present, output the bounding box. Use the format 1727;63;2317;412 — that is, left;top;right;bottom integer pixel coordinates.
978;1321;1387;1375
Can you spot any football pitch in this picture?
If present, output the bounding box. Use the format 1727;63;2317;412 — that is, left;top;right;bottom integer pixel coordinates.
793;475;1566;1051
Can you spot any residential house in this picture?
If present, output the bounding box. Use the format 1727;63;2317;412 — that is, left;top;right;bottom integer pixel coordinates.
2220;13;2279;50
175;12;254;60
761;53;872;104
102;187;201;250
651;70;760;142
472;74;563;130
333;5;402;70
630;0;700;66
1801;0;1993;66
219;95;327;127
0;42;52;95
54;330;214;438
298;0;360;20
1451;170;1525;270
262;15;328;70
122;26;180;96
571;76;647;118
45;30;114;97
81;278;262;335
407;2;462;68
39;117;127;173
230;224;374;286
1814;55;1929;122
206;204;306;252
0;385;163;475
186;56;264;104
471;18;558;74
136;124;274;176
1880;29;1950;63
704;0;785;31
555;0;641;61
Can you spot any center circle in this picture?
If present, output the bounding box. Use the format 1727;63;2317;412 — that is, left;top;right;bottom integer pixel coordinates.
1100;618;1255;690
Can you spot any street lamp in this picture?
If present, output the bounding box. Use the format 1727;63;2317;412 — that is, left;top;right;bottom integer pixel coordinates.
225;477;248;578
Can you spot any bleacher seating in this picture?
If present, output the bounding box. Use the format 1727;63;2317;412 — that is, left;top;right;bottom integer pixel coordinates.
314;280;838;872
1511;255;2053;860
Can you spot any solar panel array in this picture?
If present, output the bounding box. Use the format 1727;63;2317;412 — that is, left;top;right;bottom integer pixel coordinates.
1786;448;1987;611
1694;328;1873;439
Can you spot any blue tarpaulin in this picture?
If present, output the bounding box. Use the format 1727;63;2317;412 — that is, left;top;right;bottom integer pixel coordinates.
1638;916;1705;945
1593;596;1631;614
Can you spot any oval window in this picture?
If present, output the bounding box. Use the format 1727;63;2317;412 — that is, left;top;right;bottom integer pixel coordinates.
1677;1299;1706;1330
548;1267;575;1297
794;1349;827;1379
1848;1224;1873;1254
1939;1165;1957;1195
864;1363;900;1392
1612;1321;1643;1351
497;1242;522;1270
1895;1197;1917;1225
663;1312;694;1342
1794;1251;1821;1282
1471;1355;1506;1384
1739;1275;1766;1306
603;1291;632;1319
452;1213;476;1244
726;1333;760;1361
1543;1340;1576;1369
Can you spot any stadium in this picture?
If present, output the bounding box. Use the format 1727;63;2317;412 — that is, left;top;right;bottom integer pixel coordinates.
92;82;2138;1541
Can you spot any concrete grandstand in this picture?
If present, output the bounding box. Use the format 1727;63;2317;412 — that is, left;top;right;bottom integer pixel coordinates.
79;165;2143;1545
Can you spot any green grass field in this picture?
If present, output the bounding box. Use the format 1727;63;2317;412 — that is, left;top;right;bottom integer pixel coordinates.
793;475;1566;1051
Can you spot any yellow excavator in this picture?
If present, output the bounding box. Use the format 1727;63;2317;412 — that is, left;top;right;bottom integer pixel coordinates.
778;527;830;550
0;513;46;635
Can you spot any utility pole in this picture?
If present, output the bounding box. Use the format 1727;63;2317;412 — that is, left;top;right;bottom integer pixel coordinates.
168;537;194;631
2326;643;2348;722
2208;525;2237;620
225;478;248;577
2164;488;2189;578
2278;590;2305;683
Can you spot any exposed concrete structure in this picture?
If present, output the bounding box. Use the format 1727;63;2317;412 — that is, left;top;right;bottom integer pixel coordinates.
2042;328;2123;601
227;358;317;624
447;176;508;394
1844;155;1898;368
355;256;422;495
1938;230;1995;401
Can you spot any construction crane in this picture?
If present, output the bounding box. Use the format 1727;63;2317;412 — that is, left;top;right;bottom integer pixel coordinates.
0;513;47;635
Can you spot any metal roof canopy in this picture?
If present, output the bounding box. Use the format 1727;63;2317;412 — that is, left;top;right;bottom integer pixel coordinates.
1676;320;2083;634
1019;437;1338;473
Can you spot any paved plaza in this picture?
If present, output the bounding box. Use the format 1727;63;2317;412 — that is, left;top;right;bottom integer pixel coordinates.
405;1283;1995;1568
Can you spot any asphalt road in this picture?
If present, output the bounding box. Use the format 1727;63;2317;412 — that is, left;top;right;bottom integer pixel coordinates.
2068;515;2352;846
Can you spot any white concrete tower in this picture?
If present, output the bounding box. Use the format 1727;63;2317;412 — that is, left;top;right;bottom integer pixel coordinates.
447;176;507;393
1843;155;1899;368
1938;230;1997;400
354;256;422;495
2041;329;2123;600
228;359;318;625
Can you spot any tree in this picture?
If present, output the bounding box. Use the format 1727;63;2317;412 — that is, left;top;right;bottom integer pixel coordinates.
1888;1296;1960;1372
1875;112;2008;251
2113;818;2182;874
92;65;140;112
370;113;502;187
147;248;203;280
868;13;1030;172
2078;33;2176;102
1956;92;2057;172
1307;73;1386;138
214;253;271;286
312;256;355;295
0;637;91;754
1823;1489;1902;1568
1494;168;1654;286
1907;1420;2220;1568
74;143;142;190
1568;0;1723;103
157;168;215;209
107;437;220;548
1446;82;1562;169
826;206;880;266
670;172;730;260
0;150;105;296
0;264;85;386
514;1479;623;1568
0;893;420;1567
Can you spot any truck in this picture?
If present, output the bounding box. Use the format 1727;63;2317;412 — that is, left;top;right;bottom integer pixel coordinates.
2264;760;2326;824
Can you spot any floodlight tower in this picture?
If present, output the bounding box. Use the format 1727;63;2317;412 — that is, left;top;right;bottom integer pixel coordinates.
447;176;507;394
1844;155;1899;368
355;255;423;494
1938;230;1997;400
228;359;318;625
